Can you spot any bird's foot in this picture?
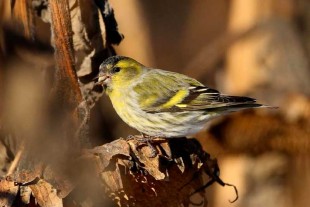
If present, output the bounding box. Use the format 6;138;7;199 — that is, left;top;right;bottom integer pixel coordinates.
126;134;163;158
126;134;135;140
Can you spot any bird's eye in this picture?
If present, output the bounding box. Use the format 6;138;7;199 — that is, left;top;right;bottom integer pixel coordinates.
112;67;121;73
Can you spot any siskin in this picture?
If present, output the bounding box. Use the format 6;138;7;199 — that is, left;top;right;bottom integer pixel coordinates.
96;56;268;138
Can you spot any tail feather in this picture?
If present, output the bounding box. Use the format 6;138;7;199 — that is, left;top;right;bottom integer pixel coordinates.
206;95;276;112
218;95;256;103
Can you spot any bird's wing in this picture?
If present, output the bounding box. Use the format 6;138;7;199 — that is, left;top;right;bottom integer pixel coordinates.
133;69;261;113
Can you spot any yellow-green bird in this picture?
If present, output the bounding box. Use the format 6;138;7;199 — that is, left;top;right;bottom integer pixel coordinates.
97;56;266;138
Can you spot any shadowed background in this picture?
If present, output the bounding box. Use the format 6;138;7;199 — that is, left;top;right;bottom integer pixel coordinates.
100;1;310;206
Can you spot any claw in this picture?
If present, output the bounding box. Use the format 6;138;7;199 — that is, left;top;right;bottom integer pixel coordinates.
126;134;159;158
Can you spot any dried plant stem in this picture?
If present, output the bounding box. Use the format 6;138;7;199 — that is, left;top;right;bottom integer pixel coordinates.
7;142;25;176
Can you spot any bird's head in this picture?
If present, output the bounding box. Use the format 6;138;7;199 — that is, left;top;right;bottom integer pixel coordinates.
96;56;144;91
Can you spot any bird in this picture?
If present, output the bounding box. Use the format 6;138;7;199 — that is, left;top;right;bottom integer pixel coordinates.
96;55;269;138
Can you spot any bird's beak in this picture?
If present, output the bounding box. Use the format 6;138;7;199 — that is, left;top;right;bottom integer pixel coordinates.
95;72;111;86
98;74;109;83
95;64;111;85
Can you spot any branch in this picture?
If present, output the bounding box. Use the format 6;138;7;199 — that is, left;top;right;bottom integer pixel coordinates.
49;0;82;106
78;137;226;207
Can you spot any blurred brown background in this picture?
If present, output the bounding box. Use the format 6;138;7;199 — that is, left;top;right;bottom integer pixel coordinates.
102;1;310;206
1;0;310;207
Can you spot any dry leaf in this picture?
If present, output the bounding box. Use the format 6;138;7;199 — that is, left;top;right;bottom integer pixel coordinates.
0;179;19;207
81;137;218;207
29;179;63;207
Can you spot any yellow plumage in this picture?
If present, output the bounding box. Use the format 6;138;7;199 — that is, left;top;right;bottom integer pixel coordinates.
96;56;267;137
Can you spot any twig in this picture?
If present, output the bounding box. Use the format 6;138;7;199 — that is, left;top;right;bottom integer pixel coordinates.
7;142;25;176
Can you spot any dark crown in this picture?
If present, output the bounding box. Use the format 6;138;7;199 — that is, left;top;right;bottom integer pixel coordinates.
101;55;129;66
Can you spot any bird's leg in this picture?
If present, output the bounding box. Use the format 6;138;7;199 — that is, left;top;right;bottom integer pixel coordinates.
126;133;158;157
126;134;135;140
140;133;158;157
